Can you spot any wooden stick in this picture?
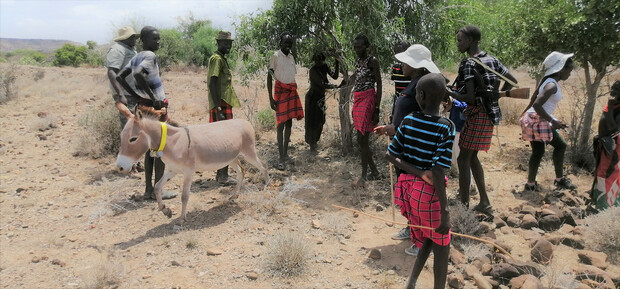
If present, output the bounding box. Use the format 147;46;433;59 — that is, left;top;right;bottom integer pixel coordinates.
389;163;395;223
332;204;514;260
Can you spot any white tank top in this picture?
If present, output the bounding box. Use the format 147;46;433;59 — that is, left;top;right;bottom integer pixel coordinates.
527;78;561;116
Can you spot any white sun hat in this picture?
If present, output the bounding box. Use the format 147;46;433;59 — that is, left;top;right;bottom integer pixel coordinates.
543;51;574;77
114;26;139;41
395;44;440;74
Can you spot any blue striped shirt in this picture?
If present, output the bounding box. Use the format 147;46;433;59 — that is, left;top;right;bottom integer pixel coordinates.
388;112;455;170
126;51;166;101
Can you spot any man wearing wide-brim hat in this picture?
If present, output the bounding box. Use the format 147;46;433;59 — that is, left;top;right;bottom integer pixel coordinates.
106;26;140;128
207;31;241;185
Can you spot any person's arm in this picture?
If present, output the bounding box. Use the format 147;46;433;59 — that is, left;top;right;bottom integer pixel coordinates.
501;72;518;92
432;165;450;234
385;152;433;184
448;78;476;104
107;67;133;118
267;69;276;110
532;82;566;129
370;56;382;124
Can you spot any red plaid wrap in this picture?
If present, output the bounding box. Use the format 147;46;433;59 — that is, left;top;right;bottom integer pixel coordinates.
519;112;553;142
209;99;233;123
459;104;494;151
394;174;451;248
274;80;304;126
352;88;377;134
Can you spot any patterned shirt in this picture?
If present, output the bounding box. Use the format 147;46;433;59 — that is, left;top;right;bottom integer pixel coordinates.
391;63;411;94
126;51;166;101
388;112;455;170
454;51;509;125
354;56;376;92
207;51;240;109
105;42;137;96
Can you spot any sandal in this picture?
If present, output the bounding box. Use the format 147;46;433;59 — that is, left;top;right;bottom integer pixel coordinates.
275;162;286;171
473;203;493;215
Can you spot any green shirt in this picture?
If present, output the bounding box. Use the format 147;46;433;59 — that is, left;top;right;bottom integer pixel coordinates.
207;52;240;109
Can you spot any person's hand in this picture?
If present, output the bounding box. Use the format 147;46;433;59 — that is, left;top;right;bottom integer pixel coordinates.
119;95;128;105
269;98;277;111
550;119;567;130
442;97;453;113
373;125;387;135
216;109;226;121
435;211;450;235
421;170;433;185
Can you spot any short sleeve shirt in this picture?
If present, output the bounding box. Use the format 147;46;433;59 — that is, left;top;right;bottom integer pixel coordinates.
392;76;421;127
388;112;455;170
105;42;137;96
207;51;240;109
126;51;166;101
269;50;296;84
454;51;508;95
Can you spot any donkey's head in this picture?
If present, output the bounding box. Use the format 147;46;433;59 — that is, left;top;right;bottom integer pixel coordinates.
116;110;153;173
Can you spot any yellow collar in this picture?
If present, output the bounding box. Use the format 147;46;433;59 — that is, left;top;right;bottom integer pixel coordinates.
150;122;167;158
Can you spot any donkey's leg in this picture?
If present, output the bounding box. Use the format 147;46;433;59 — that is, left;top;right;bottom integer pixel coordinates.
241;145;270;187
180;172;193;221
231;158;244;193
154;170;176;218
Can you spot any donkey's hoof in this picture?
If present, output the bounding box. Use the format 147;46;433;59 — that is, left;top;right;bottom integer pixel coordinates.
162;207;173;218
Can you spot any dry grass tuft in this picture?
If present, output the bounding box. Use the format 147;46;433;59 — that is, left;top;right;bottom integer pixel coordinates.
0;64;17;104
448;203;484;245
74;102;122;158
82;251;123;289
255;107;276;131
460;242;492;262
265;231;311;278
582;207;620;264
541;259;579;289
499;98;525;125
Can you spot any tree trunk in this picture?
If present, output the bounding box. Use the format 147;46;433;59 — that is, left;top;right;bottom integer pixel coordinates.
338;71;353;154
574;61;606;168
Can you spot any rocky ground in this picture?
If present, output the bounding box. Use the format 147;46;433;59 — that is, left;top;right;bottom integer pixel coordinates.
0;64;618;289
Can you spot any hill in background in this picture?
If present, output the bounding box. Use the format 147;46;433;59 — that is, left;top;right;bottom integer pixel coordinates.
0;38;84;53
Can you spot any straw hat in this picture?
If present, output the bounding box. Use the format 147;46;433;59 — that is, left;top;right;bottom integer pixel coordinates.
395;44;440;74
543;51;574;77
114;26;139;41
216;31;233;41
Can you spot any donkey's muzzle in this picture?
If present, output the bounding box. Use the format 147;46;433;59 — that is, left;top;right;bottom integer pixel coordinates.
115;154;135;174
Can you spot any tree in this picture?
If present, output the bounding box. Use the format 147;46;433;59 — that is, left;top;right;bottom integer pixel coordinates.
53;44;88;67
507;0;620;168
235;0;405;153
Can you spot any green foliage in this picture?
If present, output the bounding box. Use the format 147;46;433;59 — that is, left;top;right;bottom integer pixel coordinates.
5;49;48;66
53;44;88;67
86;40;98;50
154;28;193;69
255;107;276;130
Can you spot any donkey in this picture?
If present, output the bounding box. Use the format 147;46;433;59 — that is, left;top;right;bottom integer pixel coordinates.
116;111;269;220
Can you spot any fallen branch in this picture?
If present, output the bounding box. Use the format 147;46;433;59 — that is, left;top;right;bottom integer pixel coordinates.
332;204;514;260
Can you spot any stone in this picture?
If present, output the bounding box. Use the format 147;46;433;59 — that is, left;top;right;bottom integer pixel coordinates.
540;208;558;217
547;235;585;249
479;222;494;234
450;247;466;265
472;273;493;289
580;279;614;289
490;263;520;280
521;230;542;241
509;274;543;289
463;264;480;280
311;219;321;229
368;248;381;260
171;260;181;266
447;272;464;288
206;248;223;256
31;256;40;263
507;261;544;278
573;265;613;283
539;214;562;231
51;259;66;267
481;264;493;276
494;217;507;228
520;205;538;216
531;238;553;264
577;250;608;270
506;216;521;227
521;214;538;229
246;272;259;280
500;226;512;235
557;224;575;234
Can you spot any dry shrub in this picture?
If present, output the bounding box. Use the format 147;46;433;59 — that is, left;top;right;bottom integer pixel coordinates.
541;259;579;289
265;231;310;278
499;98;525;125
75;103;121;158
582;207;620;264
0;64;17;104
34;68;45;81
460;242;492;262
82;251;123;289
448;203;484;245
32;113;57;132
322;213;351;236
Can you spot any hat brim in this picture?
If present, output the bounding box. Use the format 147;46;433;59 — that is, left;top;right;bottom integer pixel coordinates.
544;53;574;77
395;52;440;74
114;33;139;41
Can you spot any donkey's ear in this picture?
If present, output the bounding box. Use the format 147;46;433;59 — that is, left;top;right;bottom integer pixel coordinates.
136;109;143;121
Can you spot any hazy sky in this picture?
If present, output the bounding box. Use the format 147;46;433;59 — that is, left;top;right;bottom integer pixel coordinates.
0;0;273;44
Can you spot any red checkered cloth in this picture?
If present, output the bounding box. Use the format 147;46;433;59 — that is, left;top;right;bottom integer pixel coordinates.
209;99;233;123
520;112;552;142
274;80;304;126
394;173;451;247
352;88;377;134
459;104;493;151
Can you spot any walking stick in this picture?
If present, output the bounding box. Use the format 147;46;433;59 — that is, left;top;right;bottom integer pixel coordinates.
332;204;515;260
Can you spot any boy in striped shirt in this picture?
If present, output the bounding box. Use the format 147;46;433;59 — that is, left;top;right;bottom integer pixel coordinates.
385;73;454;289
